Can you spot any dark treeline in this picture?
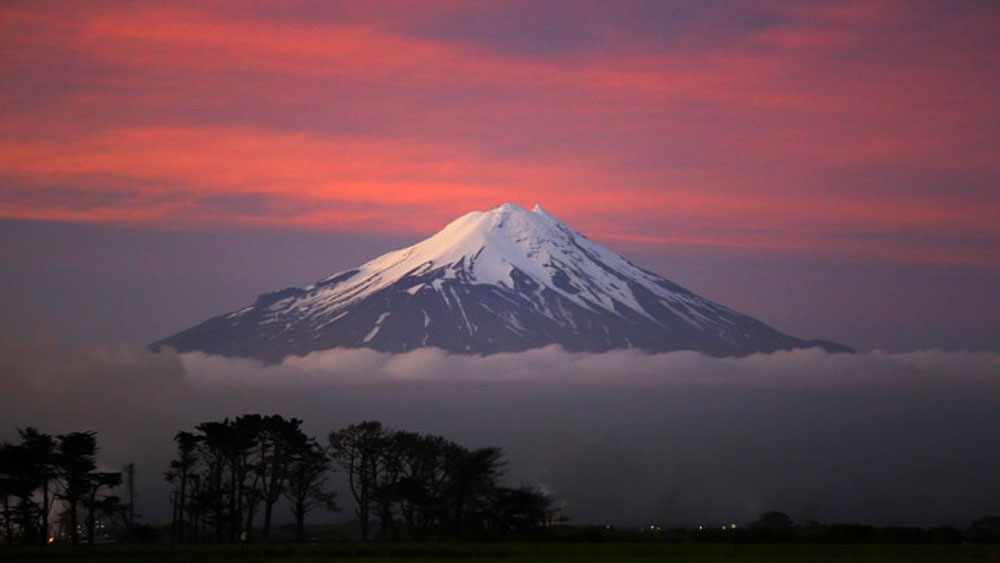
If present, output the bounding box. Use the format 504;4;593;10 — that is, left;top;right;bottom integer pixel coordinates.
5;421;1000;547
565;511;1000;545
0;428;125;547
329;420;559;541
165;414;333;544
166;416;559;544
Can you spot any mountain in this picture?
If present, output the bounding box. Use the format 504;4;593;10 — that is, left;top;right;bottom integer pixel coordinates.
154;203;851;362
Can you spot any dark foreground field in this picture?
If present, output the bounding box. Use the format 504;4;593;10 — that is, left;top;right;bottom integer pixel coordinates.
1;542;999;563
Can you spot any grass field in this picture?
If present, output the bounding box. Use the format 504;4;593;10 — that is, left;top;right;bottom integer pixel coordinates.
1;542;998;563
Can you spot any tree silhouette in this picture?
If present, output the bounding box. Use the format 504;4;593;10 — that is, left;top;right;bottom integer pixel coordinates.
83;471;123;544
441;444;505;538
282;438;337;541
490;485;558;536
161;416;554;543
19;428;57;544
249;414;304;540
0;446;11;546
325;422;525;540
967;516;1000;543
753;510;793;529
392;432;442;538
55;431;99;545
750;510;794;542
2;429;121;546
231;415;263;542
0;440;40;545
165;430;199;543
166;414;335;543
328;420;387;541
191;422;220;541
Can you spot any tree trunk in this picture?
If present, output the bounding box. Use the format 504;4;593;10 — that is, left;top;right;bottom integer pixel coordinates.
169;491;178;545
230;461;240;542
86;508;95;545
178;474;187;543
213;479;223;545
379;503;392;539
294;501;305;542
3;495;12;547
402;502;415;539
359;500;369;541
193;499;203;543
86;488;98;545
68;500;79;545
452;491;465;539
262;499;274;541
243;499;256;543
40;479;50;545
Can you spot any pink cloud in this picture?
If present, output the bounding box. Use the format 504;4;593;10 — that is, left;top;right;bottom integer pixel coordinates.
1;2;996;266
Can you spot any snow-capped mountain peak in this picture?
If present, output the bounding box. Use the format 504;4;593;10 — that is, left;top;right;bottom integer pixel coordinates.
155;203;850;362
316;203;687;322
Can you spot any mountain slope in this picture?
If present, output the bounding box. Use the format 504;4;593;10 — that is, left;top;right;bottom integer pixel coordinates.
155;203;851;362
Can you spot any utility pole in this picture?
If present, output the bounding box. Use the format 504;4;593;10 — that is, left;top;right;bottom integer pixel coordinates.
126;463;136;533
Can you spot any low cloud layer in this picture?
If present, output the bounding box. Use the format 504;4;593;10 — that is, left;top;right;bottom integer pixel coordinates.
2;334;998;528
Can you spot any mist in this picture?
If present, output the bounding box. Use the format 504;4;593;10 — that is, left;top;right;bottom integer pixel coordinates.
2;333;998;528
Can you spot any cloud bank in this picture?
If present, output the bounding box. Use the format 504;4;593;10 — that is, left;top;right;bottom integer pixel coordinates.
2;334;998;527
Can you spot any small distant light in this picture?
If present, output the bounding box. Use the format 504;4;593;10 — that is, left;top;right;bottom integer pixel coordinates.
698;525;703;530
47;537;55;545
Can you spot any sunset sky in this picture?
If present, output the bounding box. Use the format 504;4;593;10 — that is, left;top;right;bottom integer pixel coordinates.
2;0;998;352
2;1;1000;529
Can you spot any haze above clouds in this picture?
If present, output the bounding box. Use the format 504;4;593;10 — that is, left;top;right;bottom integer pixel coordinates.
3;334;997;528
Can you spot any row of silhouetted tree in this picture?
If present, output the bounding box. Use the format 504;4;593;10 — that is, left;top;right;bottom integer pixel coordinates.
165;416;558;543
2;417;558;546
5;420;1000;547
166;414;334;543
0;429;123;547
328;420;557;541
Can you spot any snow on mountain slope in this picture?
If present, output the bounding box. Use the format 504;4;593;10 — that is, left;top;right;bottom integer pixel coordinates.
155;203;851;362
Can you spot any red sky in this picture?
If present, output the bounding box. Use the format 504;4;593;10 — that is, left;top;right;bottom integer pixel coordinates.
3;0;996;264
1;1;998;352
